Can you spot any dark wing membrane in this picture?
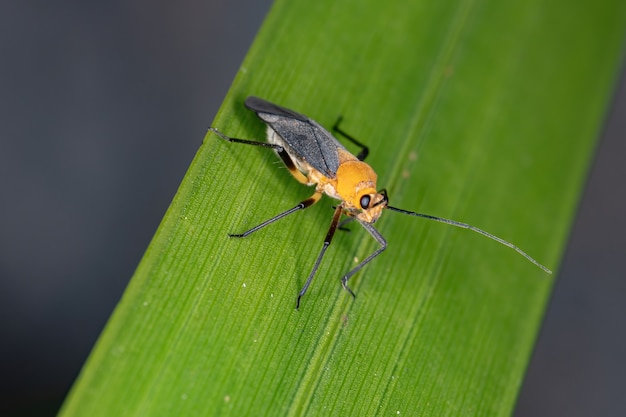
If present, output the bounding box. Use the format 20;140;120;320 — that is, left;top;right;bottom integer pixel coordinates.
245;97;347;178
245;96;308;121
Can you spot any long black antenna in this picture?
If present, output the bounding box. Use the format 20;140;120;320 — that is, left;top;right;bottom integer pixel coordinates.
386;206;552;274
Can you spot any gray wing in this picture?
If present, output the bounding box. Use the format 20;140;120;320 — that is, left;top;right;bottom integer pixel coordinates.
245;96;347;178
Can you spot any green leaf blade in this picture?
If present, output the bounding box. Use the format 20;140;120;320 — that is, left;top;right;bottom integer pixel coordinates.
60;0;626;416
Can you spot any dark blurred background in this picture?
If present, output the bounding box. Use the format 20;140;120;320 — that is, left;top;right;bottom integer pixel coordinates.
0;2;624;416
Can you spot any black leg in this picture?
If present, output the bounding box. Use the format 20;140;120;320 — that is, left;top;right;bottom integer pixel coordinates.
211;127;311;185
332;117;369;161
296;205;343;309
209;127;282;150
229;192;322;238
340;221;387;298
337;216;355;231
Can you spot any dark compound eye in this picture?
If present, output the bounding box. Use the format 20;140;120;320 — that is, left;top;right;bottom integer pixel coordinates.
360;195;371;209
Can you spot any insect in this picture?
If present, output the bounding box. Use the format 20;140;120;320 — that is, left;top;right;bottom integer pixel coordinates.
210;96;552;309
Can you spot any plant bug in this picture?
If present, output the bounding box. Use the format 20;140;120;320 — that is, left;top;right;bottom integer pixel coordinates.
210;96;552;309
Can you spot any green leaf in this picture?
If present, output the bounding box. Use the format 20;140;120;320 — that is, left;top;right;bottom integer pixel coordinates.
60;0;626;416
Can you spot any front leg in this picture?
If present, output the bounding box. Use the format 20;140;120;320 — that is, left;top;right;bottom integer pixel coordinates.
340;221;387;298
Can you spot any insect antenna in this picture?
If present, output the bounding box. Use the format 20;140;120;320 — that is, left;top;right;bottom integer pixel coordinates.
385;205;552;274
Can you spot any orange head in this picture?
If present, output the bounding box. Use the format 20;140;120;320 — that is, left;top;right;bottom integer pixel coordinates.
334;160;388;223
